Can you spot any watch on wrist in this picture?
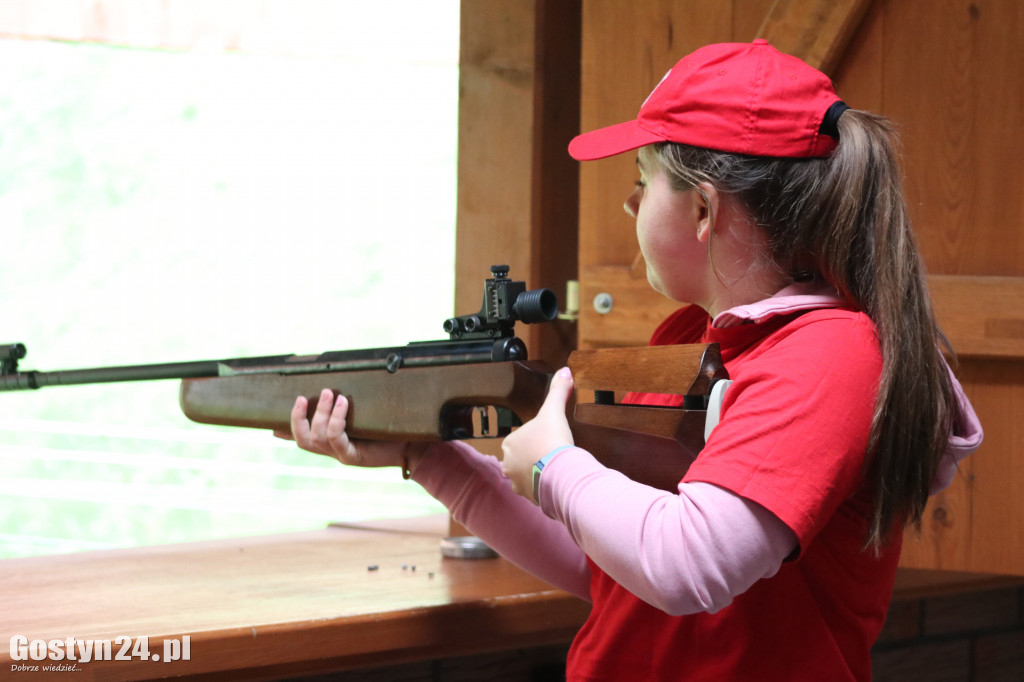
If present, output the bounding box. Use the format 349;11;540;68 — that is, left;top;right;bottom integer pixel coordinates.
531;446;571;503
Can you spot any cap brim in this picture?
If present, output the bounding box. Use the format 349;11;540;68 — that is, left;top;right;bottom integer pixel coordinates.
568;119;665;161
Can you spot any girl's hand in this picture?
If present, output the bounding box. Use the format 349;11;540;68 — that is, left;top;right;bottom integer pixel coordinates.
275;388;426;471
500;367;575;501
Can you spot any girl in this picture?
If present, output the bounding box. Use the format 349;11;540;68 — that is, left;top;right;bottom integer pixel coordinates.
283;41;982;681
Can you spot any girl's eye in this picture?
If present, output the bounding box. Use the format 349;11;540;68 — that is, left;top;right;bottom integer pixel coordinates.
634;180;645;189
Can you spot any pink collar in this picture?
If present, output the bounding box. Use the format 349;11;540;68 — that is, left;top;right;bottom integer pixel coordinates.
711;280;847;328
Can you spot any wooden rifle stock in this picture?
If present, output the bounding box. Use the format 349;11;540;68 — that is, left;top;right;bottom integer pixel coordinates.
568;344;727;491
180;343;728;492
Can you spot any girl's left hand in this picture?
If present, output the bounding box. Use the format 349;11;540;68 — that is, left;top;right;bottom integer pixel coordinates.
500;367;576;502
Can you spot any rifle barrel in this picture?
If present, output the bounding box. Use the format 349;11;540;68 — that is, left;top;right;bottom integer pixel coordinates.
0;338;527;392
0;360;222;391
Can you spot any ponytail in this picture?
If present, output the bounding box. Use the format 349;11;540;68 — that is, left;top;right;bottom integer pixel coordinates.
824;111;955;549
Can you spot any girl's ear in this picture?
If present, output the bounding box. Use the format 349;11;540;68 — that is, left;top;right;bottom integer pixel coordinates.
694;182;718;244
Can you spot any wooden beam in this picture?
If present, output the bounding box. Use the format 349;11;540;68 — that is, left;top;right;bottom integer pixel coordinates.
929;275;1024;360
456;0;580;368
580;267;1024;361
756;0;874;74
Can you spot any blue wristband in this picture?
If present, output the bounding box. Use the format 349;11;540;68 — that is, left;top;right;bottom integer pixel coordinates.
532;445;573;503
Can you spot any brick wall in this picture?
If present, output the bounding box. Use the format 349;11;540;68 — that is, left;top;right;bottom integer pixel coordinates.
873;585;1024;681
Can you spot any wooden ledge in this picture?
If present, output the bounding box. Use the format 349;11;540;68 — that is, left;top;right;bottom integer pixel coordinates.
892;567;1024;601
0;516;590;681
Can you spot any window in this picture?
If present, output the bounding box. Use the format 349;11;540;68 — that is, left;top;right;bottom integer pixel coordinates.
0;2;459;557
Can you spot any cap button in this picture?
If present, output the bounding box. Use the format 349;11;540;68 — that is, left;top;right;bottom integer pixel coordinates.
753;38;769;45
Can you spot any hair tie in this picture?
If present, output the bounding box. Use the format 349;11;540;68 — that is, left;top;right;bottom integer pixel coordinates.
819;101;850;139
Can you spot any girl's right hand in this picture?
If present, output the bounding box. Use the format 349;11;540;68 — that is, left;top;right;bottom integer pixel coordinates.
274;388;426;471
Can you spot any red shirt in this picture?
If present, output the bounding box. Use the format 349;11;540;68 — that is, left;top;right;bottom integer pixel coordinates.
566;305;899;681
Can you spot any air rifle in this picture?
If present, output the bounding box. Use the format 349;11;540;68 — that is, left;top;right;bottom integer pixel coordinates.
1;266;728;491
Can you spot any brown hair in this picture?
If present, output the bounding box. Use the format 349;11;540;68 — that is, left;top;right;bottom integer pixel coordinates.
642;110;956;550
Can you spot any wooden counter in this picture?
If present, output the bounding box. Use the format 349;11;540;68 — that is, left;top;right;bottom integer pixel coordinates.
0;516;590;680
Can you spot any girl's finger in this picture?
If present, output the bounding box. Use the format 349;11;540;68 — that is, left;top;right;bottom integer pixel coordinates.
289;395;312;445
326;394;349;444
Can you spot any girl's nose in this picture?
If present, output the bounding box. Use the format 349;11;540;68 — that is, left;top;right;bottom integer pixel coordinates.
623;187;640;218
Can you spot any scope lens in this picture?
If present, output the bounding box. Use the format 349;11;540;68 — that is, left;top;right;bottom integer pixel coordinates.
513;289;558;323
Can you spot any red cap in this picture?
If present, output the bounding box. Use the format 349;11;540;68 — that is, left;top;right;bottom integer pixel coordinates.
568;40;842;160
